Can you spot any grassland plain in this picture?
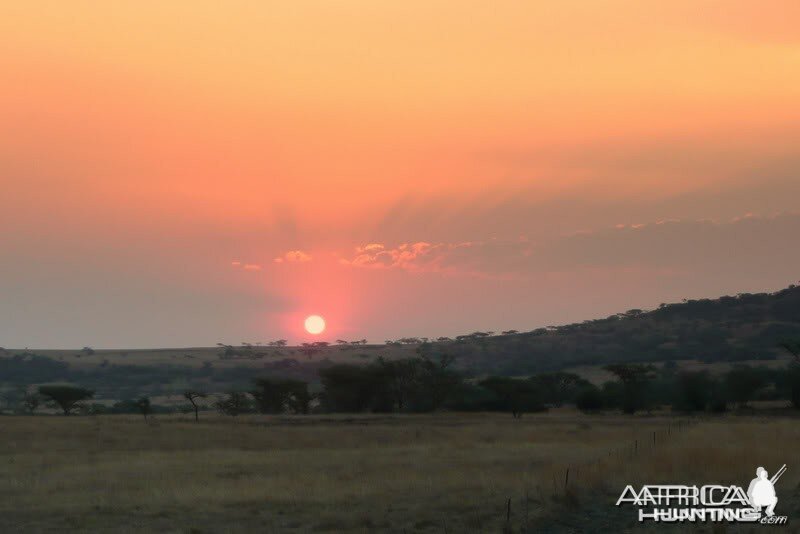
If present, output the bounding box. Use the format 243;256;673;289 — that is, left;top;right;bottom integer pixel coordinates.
0;412;798;533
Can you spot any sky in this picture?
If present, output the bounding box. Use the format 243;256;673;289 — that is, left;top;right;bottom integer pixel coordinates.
2;1;799;348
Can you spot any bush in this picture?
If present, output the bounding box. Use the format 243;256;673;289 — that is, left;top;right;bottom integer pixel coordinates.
575;385;604;412
787;365;800;409
38;384;94;415
600;381;624;410
443;384;498;412
725;366;765;408
479;377;546;417
215;391;254;416
673;371;712;412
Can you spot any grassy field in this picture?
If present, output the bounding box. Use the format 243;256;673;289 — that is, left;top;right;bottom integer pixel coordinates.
1;411;798;533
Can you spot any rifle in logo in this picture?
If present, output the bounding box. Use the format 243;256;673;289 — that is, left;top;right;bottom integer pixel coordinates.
771;464;787;485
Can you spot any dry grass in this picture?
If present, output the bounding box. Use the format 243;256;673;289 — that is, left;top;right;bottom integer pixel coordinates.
0;412;798;533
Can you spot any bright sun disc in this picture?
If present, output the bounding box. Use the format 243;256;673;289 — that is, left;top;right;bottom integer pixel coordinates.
304;315;326;335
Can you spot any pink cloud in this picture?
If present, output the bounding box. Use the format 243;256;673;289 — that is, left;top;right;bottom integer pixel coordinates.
340;212;800;277
274;250;312;263
231;260;262;271
345;240;499;274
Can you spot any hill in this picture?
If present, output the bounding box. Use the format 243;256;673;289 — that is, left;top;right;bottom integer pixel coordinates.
441;284;800;375
1;284;798;400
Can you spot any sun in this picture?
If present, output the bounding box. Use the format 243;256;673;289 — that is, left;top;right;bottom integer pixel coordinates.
304;315;326;335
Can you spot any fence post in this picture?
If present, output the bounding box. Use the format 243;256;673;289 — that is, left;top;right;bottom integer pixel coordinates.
503;497;511;533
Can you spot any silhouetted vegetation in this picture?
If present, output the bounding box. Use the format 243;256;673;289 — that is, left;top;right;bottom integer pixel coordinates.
21;391;41;414
575;384;604;412
318;354;461;413
478;377;545;417
674;371;713;412
725;366;766;409
250;378;311;414
604;364;656;414
183;390;206;422
135;396;151;421
779;339;800;409
3;285;800;417
442;285;800;374
214;391;254;416
38;385;94;416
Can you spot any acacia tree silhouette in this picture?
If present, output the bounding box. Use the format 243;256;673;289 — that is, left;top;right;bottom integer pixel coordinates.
604;364;655;414
136;396;151;421
183;390;206;422
38;385;93;416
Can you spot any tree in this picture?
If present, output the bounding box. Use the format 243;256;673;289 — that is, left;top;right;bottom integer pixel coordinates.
725;366;765;408
38;385;94;415
533;372;584;407
674;371;712;412
604;364;655;414
251;378;287;413
779;340;800;409
778;340;800;363
21;391;41;414
135;396;152;421
183;390;207;422
0;388;22;414
375;357;419;412
251;378;311;414
415;342;433;358
285;382;312;414
415;354;461;411
444;383;497;411
300;342;328;359
215;391;253;416
318;365;382;412
479;377;545;418
575;385;604;412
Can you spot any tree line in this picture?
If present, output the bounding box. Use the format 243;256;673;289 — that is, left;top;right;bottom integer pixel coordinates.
8;339;799;419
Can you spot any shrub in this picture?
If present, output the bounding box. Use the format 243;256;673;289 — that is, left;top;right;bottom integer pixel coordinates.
214;391;254;416
38;384;94;415
575;385;604;412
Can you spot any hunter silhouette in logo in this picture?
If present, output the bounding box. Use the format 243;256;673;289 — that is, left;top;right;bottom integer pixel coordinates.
747;465;786;517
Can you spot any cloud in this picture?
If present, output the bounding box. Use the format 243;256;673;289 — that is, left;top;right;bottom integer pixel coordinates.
342;213;800;279
231;260;262;271
273;250;312;264
348;242;443;271
343;239;530;275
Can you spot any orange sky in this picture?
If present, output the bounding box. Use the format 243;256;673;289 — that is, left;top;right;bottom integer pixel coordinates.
2;1;799;347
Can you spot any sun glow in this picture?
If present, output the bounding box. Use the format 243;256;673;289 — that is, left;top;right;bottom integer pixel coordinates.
304;315;326;335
